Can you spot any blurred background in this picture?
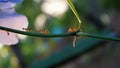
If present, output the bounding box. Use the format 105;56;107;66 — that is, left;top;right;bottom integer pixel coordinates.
0;0;120;68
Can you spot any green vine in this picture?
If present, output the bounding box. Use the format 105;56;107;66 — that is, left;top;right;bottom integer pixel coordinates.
0;26;120;41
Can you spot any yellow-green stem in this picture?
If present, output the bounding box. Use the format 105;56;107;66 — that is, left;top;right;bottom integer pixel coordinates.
66;0;82;29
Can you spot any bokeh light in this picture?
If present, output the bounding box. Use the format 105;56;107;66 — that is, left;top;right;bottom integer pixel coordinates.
34;14;47;30
41;0;68;17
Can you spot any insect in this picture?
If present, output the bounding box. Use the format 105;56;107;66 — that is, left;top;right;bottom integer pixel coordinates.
67;27;81;47
39;29;49;34
4;30;9;35
22;28;32;31
67;27;80;33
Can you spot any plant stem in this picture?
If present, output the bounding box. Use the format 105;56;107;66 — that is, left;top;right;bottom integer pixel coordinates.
77;32;120;41
0;26;76;38
0;26;120;41
66;0;82;29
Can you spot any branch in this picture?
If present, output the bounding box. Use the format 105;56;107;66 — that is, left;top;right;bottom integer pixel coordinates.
77;32;120;41
0;26;120;41
0;26;76;38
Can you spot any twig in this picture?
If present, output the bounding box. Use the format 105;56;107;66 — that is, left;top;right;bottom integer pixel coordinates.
0;26;120;41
